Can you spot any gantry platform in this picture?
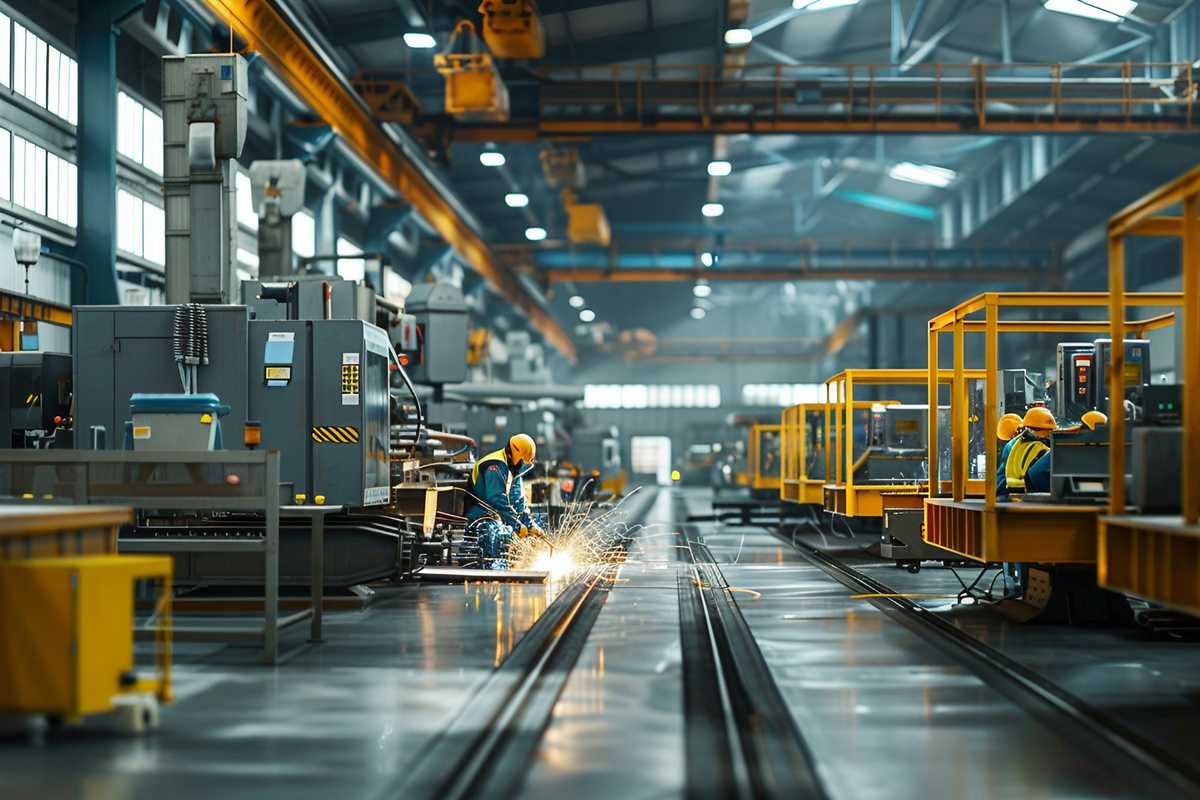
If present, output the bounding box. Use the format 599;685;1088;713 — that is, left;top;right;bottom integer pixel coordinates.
924;498;1102;564
1099;516;1200;616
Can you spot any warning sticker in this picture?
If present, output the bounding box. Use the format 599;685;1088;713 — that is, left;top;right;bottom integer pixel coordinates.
312;426;359;444
341;352;360;405
133;425;152;440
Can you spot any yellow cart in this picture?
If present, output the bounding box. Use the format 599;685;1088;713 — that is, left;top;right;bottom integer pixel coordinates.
923;292;1179;563
748;423;782;493
1099;166;1200;613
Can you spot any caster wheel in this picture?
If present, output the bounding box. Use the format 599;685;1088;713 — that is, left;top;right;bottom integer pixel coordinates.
907;563;921;574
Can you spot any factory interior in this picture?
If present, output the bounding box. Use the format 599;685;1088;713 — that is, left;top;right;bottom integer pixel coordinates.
3;0;1200;797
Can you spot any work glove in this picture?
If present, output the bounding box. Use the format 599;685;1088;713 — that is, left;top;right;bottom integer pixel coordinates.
518;525;531;538
531;525;546;539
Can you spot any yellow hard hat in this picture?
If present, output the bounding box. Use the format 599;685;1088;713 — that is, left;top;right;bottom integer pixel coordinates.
1022;406;1057;432
997;413;1024;442
1081;410;1108;430
508;433;537;465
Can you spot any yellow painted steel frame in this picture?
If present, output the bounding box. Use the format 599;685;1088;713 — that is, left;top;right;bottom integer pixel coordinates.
1098;165;1200;612
200;1;575;362
781;400;887;506
821;369;985;518
748;423;782;491
925;291;1180;563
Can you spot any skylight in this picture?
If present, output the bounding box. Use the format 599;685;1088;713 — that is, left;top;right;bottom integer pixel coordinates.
1043;0;1136;23
888;162;957;188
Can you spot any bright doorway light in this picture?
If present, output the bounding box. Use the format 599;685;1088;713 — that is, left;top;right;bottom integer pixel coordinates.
724;28;752;46
505;192;529;207
480;151;506;167
403;32;437;48
525;226;547;241
707;160;732;177
701;202;724;218
889;162;957;188
1043;0;1136;23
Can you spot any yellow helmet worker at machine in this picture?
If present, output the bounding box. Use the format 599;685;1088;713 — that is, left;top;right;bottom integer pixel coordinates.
996;407;1057;497
997;412;1024;442
465;433;547;568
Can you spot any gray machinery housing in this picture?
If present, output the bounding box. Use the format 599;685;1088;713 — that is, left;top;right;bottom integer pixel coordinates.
163;54;248;305
0;352;72;447
1049;426;1130;502
73;306;391;508
243;277;375;323
406;283;468;386
880;508;948;568
999;369;1045;416
1056;342;1095;422
1093;338;1151;408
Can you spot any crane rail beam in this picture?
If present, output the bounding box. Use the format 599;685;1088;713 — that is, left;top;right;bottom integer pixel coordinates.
538;268;1051;283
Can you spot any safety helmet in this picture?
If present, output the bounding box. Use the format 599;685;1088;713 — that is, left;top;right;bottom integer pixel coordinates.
996;413;1024;442
1022;406;1057;433
507;433;537;466
1081;410;1109;431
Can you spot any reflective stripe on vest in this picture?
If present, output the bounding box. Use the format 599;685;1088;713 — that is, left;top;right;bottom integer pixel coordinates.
1005;437;1050;491
471;449;513;496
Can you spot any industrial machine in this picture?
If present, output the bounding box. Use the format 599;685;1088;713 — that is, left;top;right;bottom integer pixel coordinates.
0;352;72;448
857;404;948;483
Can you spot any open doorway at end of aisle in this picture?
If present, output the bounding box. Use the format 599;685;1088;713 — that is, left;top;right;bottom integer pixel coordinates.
631;435;672;486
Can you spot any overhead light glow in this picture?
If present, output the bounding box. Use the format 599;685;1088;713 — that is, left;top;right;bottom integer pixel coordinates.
794;0;860;10
707;160;732;177
700;251;714;267
723;28;752;46
1043;0;1136;23
690;307;707;320
505;192;529;207
701;202;724;218
525;226;547;241
403;32;437;48
889;162;957;188
693;282;712;298
480;151;506;167
579;309;596;323
568;294;585;308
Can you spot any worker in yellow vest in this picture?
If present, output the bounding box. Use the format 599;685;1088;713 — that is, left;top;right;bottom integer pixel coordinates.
465;433;546;567
996;407;1056;496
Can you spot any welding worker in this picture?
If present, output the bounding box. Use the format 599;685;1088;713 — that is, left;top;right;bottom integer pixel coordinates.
466;433;546;567
997;413;1024;443
996;407;1056;497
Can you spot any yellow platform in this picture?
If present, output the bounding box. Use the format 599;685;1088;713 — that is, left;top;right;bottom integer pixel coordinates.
782;478;824;505
825;484;925;517
924;497;1101;564
1099;515;1200;616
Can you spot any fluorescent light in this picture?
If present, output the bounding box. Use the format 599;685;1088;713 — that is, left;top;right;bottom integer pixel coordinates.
690;307;707;320
403;32;437;49
724;28;752;46
480;151;506;167
795;0;860;10
505;192;529;207
1043;0;1136;23
889;162;957;188
525;226;547;241
693;282;712;298
568;294;585;308
707;160;732;177
701;202;724;218
700;251;714;267
579;309;596;323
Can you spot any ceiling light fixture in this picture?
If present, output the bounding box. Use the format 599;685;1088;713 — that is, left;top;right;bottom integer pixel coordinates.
479;151;506;167
723;28;752;46
888;162;957;188
525;226;547;241
403;32;437;48
701;202;724;218
505;192;529;207
707;160;732;177
1043;0;1136;23
568;295;585;308
579;309;596;323
690;307;707;320
700;251;714;267
693;282;712;299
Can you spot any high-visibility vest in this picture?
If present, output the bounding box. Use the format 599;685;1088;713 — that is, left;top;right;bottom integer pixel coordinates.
1005;437;1050;491
471;448;513;496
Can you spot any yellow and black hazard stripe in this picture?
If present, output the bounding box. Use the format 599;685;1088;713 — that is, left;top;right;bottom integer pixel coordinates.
24;393;41;407
312;425;360;444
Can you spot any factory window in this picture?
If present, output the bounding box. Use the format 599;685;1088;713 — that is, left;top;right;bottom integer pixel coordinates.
117;188;166;265
630;436;672;485
292;210;316;259
0;129;9;201
117;91;163;174
12;135;46;216
383;268;412;301
583;384;721;409
13;23;76;124
237;247;260;271
336;236;365;281
741;384;823;407
236;170;257;230
0;13;9;88
45;151;76;227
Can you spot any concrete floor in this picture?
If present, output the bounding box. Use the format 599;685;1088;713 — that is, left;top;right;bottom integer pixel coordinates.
3;487;1199;799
